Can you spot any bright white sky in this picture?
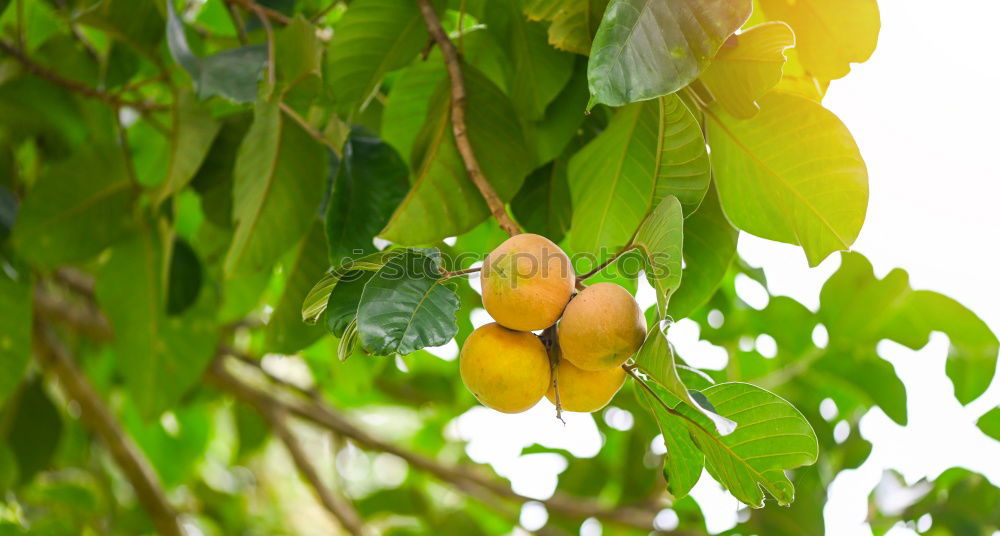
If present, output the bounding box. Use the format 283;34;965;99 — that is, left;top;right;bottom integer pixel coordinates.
443;1;1000;535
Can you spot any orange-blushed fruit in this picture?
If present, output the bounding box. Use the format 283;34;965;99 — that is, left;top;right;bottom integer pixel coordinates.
459;323;551;413
558;282;646;371
546;356;626;412
480;233;575;331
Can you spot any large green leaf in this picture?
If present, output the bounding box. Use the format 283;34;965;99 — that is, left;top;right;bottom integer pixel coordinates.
166;1;266;103
569;95;709;267
511;161;572;244
528;59;590;165
326;131;409;266
760;0;880;80
587;0;751;106
487;0;574;120
379;67;531;245
1;380;62;485
523;0;608;55
301;249;411;324
669;187;737;319
356;250;459;355
684;382;818;508
12;144;134;269
380;60;446;162
265;221;328;354
636;383;704;499
225;100;327;275
707;92;868;266
95;229;217;418
150;92;221;205
0;264;31;406
632;196;683;316
325;0;429;114
636;321;735;434
699;22;794;118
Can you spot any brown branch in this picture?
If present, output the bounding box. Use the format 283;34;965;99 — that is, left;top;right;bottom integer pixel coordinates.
439;265;481;279
578;245;636;281
0;39;167;112
33;323;184;536
415;0;522;237
35;286;668;532
227;0;292;25
239;374;368;535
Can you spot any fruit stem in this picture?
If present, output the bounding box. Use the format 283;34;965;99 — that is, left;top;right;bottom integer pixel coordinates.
439;266;482;279
541;326;566;424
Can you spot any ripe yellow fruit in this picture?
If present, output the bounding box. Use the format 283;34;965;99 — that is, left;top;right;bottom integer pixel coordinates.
480;233;575;331
546;356;626;412
459;323;551;413
558;282;646;371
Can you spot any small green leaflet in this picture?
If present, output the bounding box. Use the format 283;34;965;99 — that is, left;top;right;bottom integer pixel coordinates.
632;196;684;318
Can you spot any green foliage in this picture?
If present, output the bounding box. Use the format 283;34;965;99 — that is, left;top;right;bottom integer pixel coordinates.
0;0;996;534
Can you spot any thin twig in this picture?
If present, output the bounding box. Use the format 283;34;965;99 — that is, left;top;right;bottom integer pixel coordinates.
279;102;339;153
228;0;292;25
415;0;522;237
244;381;367;534
439;266;482;279
251;3;277;87
0;39;167;112
578;245;636;281
33;324;184;536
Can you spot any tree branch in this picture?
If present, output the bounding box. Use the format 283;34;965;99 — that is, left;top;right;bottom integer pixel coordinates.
32;323;184;536
415;0;523;237
227;0;292;25
239;374;368;535
0;39;167;112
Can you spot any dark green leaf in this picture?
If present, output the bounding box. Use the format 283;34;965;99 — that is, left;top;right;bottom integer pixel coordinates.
326;271;375;338
356;249;459;355
326;131;409;265
0;263;30;406
12;144;133;269
166;1;266;103
587;0;751;106
301;249;412;323
225;100;327;275
166;238;203;316
511;161;572;243
2;380;62;485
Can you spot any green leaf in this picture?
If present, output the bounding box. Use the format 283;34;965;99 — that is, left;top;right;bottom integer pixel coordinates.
685;382;818;508
699;22;794;119
511;161;572;243
124;403;212;487
977;408;1000;442
587;0;751;106
1;380;62;485
301;249;411;323
568;95;708;266
524;0;608;55
79;0;164;59
528;59;590;165
759;0;880;80
811;349;907;426
166;1;266;103
274;15;323;90
190;113;253;229
95;229;216;418
486;0;574;120
151;92;222;205
0;264;31;406
669;188;737;319
12;144;134;269
265;221;328;354
326;271;375;338
636;383;704;499
356;249;459;355
380;66;531;244
338;318;361;361
380;59;446;162
326;131;409;266
632;196;684;317
225;99;327;275
883;290;999;406
707;92;868;266
166;238;203;316
325;0;429;114
636;321;735;434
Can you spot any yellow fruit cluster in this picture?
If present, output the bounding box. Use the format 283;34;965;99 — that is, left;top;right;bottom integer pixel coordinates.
459;234;647;414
